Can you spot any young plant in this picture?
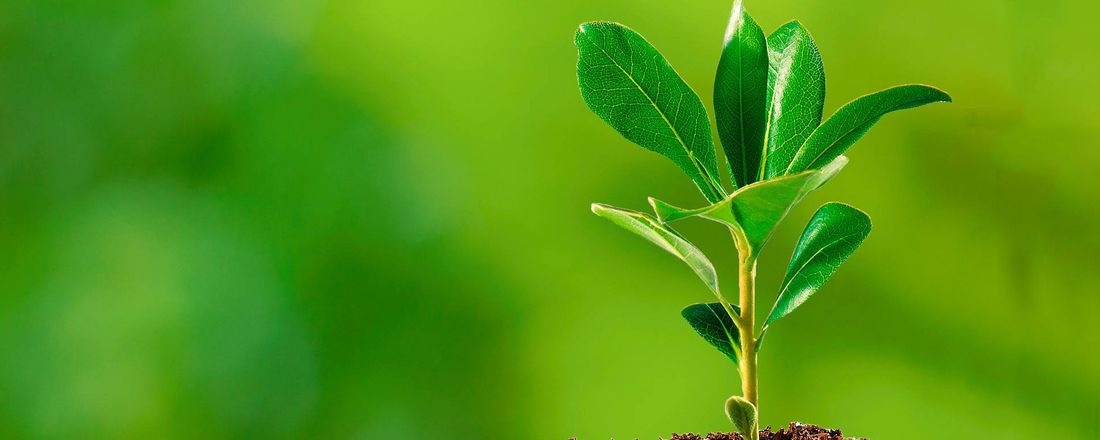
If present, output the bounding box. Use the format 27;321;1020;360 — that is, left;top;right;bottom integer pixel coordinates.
576;2;949;438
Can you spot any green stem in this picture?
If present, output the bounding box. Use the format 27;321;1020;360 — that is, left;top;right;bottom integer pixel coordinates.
738;254;758;408
728;226;759;440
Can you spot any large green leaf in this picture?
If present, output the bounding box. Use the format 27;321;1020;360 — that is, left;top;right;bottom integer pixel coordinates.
682;302;741;363
591;203;719;295
649;156;847;254
762;21;826;180
576;22;725;202
713;1;768;189
763;203;871;332
784;84;952;174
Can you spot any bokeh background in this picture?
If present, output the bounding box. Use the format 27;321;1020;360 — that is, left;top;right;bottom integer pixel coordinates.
1;0;1098;438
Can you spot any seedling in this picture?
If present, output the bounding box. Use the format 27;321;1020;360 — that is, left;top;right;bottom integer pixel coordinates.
575;1;949;438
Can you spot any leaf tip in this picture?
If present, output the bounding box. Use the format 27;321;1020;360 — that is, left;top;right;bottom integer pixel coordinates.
646;196;662;216
679;302;701;319
575;22;606;41
575;22;595;44
648;197;680;223
777;19;806;33
919;84;953;103
819;202;872;231
577;21;618;35
725;395;758;437
723;0;747;42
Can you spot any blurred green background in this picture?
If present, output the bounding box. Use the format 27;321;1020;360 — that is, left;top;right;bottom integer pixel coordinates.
1;0;1098;438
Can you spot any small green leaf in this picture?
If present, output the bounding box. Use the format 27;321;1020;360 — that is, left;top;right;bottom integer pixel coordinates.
762;21;826;180
763;203;871;332
591;203;719;295
682;302;741;363
725;395;758;440
714;1;768;189
785;85;952;174
649;156;847;254
576;22;725;202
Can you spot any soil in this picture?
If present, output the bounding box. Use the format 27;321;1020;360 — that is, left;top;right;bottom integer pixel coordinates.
666;422;865;440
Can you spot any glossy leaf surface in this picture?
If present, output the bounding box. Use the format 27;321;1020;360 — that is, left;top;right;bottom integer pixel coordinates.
576;22;725;202
591;203;719;295
714;1;768;189
650;156;847;254
682;302;741;363
762;21;825;180
725;395;758;440
785;84;952;174
764;203;871;331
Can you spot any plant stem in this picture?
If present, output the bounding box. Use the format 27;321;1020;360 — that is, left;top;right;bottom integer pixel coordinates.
737;254;758;408
728;228;759;440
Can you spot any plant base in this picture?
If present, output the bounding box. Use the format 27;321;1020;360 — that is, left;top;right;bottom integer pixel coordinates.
668;422;865;440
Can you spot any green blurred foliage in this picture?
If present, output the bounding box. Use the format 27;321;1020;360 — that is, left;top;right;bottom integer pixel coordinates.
0;0;1097;438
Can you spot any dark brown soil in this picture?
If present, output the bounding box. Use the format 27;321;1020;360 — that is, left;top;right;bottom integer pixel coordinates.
665;422;864;440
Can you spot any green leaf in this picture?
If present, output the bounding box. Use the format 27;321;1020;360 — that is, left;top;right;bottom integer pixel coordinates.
682;302;741;363
591;203;719;295
762;21;826;180
649;156;847;254
763;203;871;332
576;22;725;203
713;1;768;189
784;84;952;174
725;395;759;440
